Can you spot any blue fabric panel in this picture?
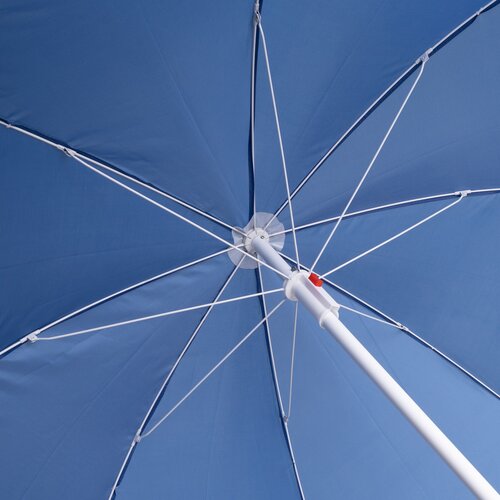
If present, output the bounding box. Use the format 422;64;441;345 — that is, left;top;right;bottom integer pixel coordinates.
286;6;500;226
116;270;300;499
253;0;487;215
0;0;255;225
0;1;490;224
259;268;500;499
0;126;224;352
0;254;233;499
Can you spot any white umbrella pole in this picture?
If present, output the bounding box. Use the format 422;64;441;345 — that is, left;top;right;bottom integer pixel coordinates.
251;235;499;500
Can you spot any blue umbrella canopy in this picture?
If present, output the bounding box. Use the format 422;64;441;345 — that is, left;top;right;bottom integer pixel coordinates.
1;1;499;498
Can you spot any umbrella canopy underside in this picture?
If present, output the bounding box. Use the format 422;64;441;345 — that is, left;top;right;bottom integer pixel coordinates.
0;1;499;498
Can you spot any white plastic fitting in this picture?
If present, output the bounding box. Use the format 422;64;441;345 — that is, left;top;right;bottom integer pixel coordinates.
284;270;339;327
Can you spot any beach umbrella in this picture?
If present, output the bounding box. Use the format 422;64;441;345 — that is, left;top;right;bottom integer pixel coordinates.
0;0;499;498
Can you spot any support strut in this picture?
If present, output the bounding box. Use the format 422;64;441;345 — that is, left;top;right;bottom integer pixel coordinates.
251;234;498;500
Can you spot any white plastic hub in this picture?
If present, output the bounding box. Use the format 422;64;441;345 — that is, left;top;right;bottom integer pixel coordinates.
243;228;269;255
229;212;285;269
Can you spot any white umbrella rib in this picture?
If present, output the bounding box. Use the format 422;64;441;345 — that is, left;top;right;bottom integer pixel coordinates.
328;280;500;400
257;264;306;500
282;252;500;399
269;0;499;225
0;247;235;359
0;120;245;237
107;261;243;499
310;56;429;273
68;153;289;279
269;188;500;237
320;192;465;279
139;299;286;438
250;10;258;226
34;288;283;341
0;120;243;237
257;17;302;269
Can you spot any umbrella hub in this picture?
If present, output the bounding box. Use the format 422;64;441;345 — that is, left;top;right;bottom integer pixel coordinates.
243;227;269;254
228;212;285;269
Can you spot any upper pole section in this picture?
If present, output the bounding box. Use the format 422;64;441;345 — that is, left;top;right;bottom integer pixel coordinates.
252;233;293;278
250;235;499;500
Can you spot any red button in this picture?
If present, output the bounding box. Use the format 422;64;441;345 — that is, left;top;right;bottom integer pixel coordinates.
308;273;323;287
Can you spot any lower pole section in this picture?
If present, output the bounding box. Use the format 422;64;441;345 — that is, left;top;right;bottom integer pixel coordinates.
251;236;498;499
320;312;498;500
